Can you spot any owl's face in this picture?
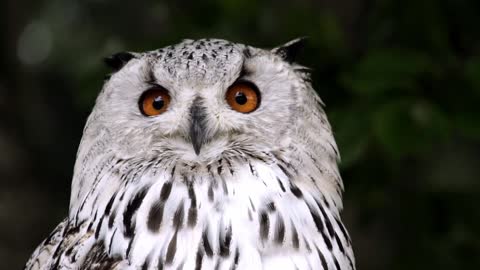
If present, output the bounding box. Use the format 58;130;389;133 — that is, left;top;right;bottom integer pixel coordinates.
87;39;315;163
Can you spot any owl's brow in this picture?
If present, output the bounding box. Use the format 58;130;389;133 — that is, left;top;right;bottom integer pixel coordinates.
145;61;160;87
243;47;252;58
237;58;252;80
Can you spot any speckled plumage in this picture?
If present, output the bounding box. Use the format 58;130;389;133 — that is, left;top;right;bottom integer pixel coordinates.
25;38;355;270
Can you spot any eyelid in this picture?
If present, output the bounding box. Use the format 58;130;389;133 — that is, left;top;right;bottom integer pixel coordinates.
227;78;258;91
146;81;163;89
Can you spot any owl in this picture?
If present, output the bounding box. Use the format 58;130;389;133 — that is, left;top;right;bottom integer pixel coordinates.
25;38;355;270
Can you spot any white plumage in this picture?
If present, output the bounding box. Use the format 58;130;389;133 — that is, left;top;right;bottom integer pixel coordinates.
25;38;355;270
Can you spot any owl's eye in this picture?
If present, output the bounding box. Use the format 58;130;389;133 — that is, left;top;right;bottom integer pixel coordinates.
139;87;171;116
225;81;260;113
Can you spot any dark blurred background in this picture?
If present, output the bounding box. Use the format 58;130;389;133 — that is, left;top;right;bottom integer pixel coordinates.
1;0;479;269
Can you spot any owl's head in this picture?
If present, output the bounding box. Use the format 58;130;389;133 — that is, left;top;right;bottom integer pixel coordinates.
70;38;343;218
82;38;335;166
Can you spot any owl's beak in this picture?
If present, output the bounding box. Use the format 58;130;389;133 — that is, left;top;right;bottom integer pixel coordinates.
189;97;208;155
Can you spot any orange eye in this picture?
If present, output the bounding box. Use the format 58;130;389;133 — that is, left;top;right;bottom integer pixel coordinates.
225;81;260;113
139;87;171;116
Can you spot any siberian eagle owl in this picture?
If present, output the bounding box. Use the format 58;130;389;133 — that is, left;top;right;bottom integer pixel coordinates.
25;38;355;270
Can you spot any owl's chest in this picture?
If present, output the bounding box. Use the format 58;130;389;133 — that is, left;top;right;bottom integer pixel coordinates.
100;161;329;269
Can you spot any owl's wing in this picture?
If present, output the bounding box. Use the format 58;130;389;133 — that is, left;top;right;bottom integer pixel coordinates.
24;218;128;270
24;218;69;270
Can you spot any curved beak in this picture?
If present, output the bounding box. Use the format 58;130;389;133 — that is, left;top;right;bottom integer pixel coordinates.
189;97;208;155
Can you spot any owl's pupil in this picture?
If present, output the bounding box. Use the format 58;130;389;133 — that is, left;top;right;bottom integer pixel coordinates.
235;92;248;105
152;96;164;110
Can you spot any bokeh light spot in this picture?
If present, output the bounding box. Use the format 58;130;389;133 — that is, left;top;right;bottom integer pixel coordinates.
17;21;53;66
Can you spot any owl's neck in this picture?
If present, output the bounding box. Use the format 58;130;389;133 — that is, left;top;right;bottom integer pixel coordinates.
69;140;343;221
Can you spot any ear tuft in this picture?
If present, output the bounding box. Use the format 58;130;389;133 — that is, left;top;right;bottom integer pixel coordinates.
272;37;307;63
104;52;136;71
